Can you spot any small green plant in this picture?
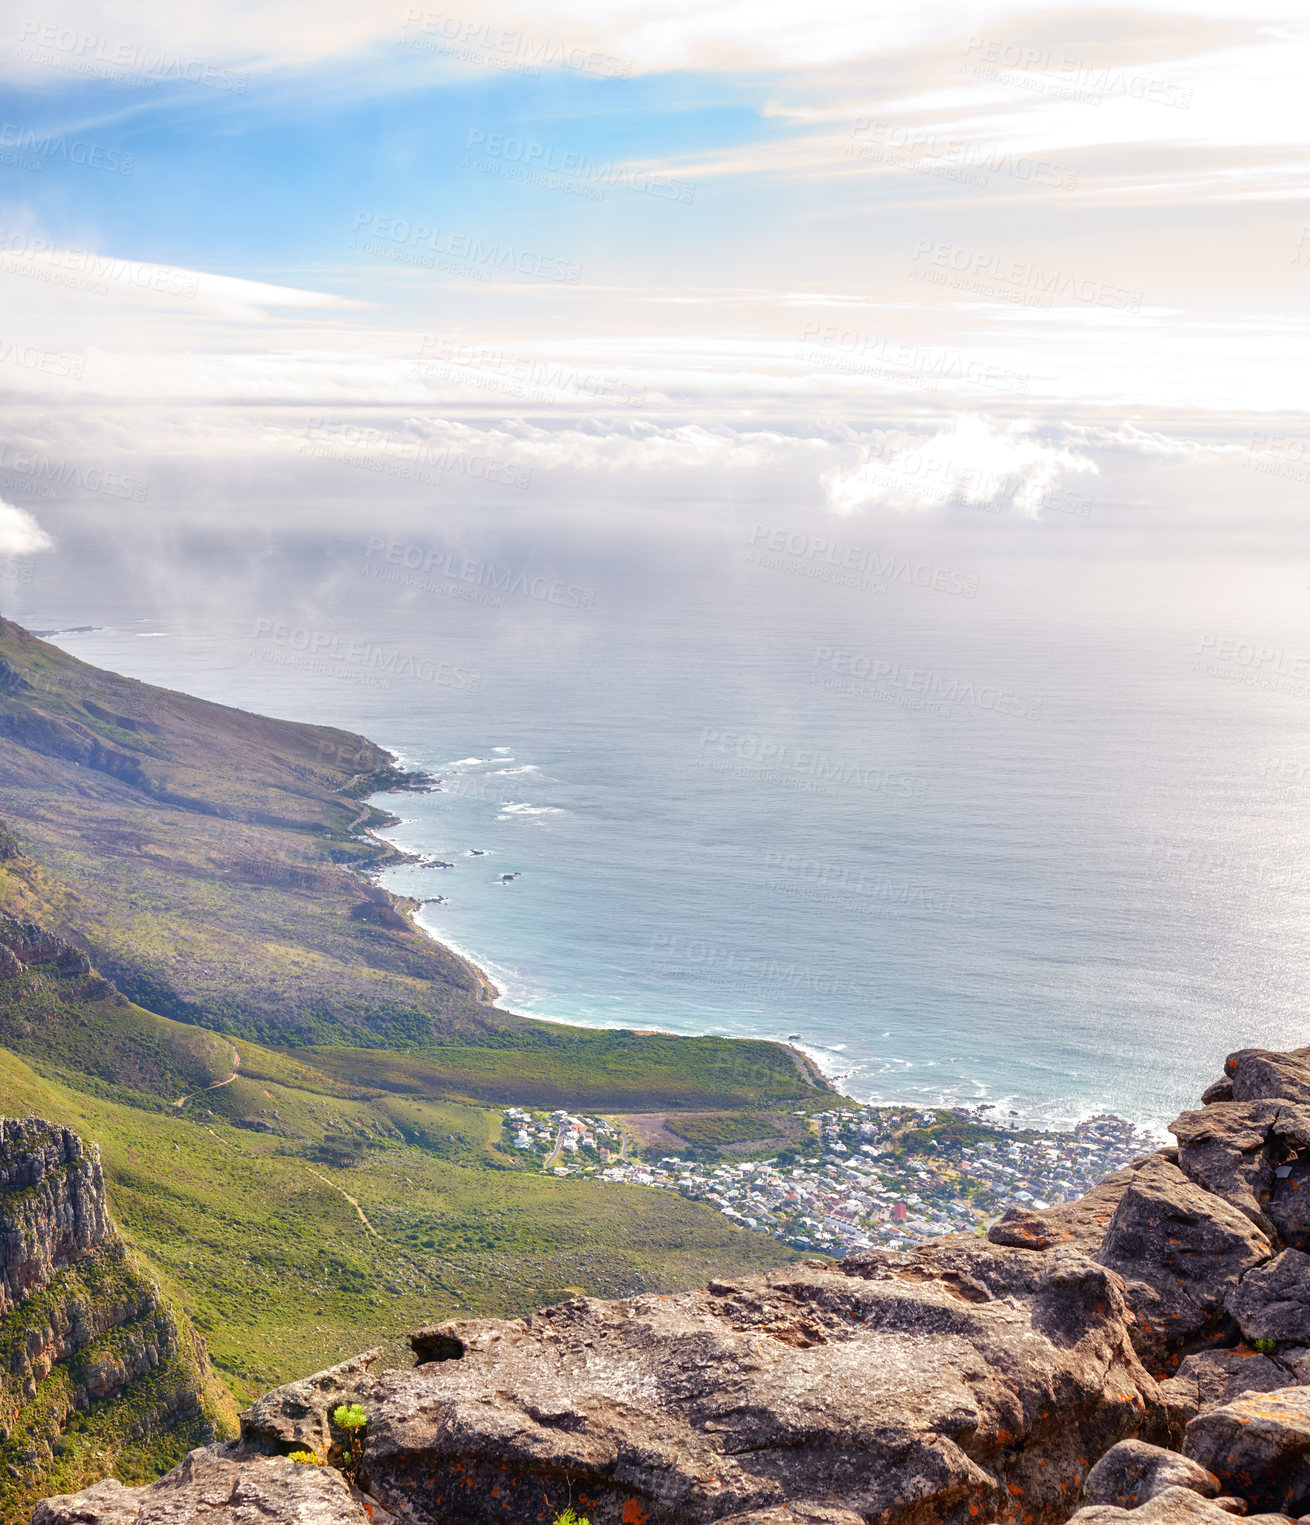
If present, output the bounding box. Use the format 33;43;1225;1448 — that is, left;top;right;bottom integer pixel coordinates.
1253;1338;1277;1354
331;1403;368;1477
287;1451;324;1466
553;1511;591;1525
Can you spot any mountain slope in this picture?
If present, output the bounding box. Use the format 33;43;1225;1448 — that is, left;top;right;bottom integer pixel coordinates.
0;619;816;1108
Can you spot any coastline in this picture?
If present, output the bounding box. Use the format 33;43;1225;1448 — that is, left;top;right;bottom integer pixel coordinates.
357;750;842;1094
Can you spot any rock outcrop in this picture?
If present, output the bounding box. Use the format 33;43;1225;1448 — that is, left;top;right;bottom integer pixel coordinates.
0;1120;217;1522
1080;1440;1220;1509
0;1119;112;1318
43;1045;1310;1525
32;1447;369;1525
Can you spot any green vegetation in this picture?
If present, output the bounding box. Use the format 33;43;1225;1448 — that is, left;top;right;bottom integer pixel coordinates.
0;1030;800;1405
664;1113;784;1147
331;1403;368;1476
554;1511;592;1525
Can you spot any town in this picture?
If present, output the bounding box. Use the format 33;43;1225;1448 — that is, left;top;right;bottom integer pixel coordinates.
502;1103;1156;1255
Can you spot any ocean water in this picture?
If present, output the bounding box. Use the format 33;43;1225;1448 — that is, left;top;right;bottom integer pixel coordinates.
17;531;1310;1132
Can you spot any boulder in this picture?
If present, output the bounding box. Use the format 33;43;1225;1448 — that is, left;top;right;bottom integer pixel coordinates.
31;1479;143;1525
1171;1100;1310;1247
1070;1486;1291;1525
1170;1101;1285;1234
1081;1439;1221;1507
0;942;23;979
240;1349;381;1457
1184;1386;1310;1516
988;1169;1136;1253
1097;1155;1272;1359
343;1243;1157;1525
1226;1050;1310;1106
32;1446;367;1525
1228;1252;1310;1346
1157;1350;1294;1436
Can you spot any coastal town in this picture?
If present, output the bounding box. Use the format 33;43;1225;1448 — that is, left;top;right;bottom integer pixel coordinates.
502;1102;1156;1255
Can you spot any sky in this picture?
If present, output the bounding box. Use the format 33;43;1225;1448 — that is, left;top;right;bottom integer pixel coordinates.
0;0;1307;573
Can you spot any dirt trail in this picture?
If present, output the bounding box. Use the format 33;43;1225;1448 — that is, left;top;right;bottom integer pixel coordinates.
306;1168;380;1237
174;1043;241;1108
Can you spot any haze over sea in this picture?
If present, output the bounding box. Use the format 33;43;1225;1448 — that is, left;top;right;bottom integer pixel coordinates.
17;524;1310;1136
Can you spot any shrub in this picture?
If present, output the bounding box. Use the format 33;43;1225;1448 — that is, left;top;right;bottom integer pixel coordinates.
287;1451;323;1466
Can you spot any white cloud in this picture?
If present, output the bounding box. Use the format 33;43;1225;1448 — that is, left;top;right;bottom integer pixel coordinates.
821;415;1097;516
0;500;55;554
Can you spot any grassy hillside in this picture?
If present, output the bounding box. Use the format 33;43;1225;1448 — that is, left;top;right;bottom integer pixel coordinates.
0;618;821;1109
0;1039;801;1410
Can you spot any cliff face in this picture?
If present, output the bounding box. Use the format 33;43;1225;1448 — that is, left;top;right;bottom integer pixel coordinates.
37;1044;1310;1525
0;1120;219;1525
0;1121;111;1319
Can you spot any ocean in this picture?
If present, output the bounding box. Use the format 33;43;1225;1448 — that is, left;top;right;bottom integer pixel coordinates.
17;525;1310;1132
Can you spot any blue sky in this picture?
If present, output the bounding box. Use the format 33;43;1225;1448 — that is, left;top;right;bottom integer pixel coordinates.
0;0;1308;561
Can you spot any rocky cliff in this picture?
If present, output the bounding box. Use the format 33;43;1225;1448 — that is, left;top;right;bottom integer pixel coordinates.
35;1045;1310;1525
0;1120;221;1525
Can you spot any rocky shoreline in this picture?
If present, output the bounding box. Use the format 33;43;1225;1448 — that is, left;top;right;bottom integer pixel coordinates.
33;1041;1310;1525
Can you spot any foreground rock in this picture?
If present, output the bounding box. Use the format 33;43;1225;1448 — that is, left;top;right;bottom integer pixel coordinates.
243;1241;1158;1525
1081;1440;1220;1508
1156;1350;1291;1437
32;1447;368;1525
41;1043;1310;1525
1069;1487;1291;1525
1097;1155;1272;1360
1183;1387;1310;1517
